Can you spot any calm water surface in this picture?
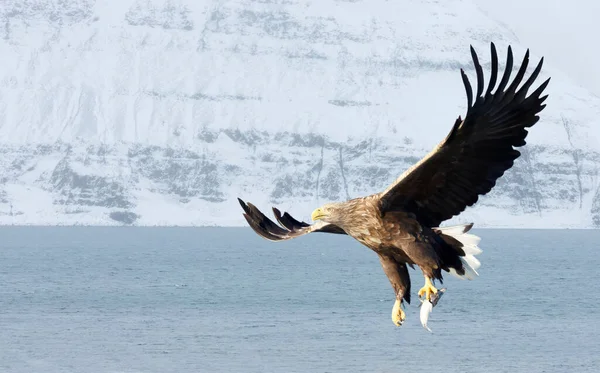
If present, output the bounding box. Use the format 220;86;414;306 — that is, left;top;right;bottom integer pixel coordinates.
1;227;599;372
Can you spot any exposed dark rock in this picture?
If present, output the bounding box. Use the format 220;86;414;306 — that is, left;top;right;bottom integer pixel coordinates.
109;211;139;225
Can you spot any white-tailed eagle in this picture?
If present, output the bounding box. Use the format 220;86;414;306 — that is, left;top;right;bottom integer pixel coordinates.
239;43;549;327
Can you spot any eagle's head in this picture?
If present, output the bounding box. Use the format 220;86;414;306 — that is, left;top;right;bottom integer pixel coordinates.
311;202;345;225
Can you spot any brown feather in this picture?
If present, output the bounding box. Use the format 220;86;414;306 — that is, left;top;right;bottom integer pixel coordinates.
378;255;411;304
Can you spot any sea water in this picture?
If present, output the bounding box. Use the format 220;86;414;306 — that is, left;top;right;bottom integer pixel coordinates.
1;227;598;372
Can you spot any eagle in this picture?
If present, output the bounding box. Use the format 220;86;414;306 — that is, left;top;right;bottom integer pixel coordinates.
238;43;550;327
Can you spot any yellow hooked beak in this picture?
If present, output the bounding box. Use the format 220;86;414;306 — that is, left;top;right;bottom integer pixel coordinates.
311;207;326;221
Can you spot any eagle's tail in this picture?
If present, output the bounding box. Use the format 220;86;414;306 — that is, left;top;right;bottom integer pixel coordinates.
434;224;482;280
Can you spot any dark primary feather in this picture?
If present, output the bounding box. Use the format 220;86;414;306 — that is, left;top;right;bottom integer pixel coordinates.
378;43;550;227
238;198;346;241
272;208;309;230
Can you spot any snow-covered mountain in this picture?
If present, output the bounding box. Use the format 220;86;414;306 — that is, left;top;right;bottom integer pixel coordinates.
0;0;599;227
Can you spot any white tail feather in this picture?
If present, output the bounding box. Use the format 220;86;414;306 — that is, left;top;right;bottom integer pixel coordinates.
436;224;482;280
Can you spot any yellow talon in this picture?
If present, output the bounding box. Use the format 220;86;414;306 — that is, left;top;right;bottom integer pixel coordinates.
391;299;406;326
418;276;438;301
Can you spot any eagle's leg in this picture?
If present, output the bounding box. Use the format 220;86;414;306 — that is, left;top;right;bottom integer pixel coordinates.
417;276;438;301
377;255;410;327
391;292;406;327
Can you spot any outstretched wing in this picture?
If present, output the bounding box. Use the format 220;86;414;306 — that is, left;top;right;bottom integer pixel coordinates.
378;43;550;227
238;198;347;242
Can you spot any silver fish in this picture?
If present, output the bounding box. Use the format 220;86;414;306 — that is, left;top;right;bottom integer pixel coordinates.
419;288;446;332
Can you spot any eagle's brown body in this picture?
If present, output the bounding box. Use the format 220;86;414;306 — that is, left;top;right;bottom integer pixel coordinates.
304;195;470;306
238;43;550;327
336;196;447;275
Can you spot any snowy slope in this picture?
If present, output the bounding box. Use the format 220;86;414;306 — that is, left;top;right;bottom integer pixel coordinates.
0;0;599;227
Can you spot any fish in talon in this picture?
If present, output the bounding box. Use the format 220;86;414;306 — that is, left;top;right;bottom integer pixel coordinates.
420;288;446;332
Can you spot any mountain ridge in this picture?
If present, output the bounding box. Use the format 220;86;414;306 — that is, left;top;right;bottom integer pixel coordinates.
0;0;599;228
